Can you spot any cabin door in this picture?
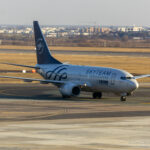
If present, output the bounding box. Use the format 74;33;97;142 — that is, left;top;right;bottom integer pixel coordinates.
110;73;117;86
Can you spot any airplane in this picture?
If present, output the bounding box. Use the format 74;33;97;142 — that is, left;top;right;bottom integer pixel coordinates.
0;21;150;101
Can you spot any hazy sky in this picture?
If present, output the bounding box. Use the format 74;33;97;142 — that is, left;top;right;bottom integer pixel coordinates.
0;0;150;26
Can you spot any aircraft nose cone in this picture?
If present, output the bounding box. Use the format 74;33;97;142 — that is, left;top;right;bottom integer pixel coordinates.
129;81;139;91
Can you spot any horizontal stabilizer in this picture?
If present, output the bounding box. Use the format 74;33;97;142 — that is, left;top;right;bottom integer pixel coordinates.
0;62;39;69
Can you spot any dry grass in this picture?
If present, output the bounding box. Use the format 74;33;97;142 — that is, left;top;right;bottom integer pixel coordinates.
0;52;150;83
0;53;36;66
0;45;34;50
1;45;150;53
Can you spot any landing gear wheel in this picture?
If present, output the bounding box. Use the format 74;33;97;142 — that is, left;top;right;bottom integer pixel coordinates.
93;92;102;99
62;95;70;99
120;96;126;101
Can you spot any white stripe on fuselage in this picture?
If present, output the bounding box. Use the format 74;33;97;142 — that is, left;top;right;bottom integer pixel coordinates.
36;64;138;94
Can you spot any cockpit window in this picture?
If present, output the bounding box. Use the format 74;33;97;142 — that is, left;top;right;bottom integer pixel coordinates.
120;76;132;80
120;77;126;80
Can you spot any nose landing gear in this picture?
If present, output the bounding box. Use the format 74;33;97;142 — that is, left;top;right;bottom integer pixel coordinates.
120;96;126;101
120;93;127;101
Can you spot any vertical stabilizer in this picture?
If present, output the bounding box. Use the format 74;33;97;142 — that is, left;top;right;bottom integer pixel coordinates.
33;21;61;64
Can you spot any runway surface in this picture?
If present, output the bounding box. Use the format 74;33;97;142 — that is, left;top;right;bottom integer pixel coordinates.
1;49;150;57
0;84;150;150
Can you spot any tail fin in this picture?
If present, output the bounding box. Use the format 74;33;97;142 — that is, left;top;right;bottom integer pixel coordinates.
33;21;61;64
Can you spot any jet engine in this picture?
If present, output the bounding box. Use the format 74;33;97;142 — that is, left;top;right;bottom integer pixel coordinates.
59;83;80;97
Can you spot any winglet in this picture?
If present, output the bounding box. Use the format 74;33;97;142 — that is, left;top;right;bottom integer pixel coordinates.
33;21;61;64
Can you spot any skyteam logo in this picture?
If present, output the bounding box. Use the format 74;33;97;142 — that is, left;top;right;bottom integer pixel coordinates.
45;65;68;81
37;38;44;54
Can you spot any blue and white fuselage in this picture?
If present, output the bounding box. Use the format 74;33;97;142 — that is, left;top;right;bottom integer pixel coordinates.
36;63;139;98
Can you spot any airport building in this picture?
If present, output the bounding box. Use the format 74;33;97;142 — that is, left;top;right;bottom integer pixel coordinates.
118;26;144;32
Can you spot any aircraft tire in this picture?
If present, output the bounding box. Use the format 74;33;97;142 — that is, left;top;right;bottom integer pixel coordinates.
93;92;102;99
120;96;126;101
62;95;70;99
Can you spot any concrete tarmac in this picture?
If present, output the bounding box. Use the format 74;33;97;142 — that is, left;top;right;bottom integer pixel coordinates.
0;84;150;150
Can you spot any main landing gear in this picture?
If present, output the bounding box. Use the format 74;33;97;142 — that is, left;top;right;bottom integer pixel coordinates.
93;92;102;99
62;95;71;99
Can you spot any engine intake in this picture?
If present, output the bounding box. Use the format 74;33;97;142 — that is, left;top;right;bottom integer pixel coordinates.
59;83;80;97
72;86;80;95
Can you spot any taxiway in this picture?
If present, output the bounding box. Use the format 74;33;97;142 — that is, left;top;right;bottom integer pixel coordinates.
0;84;150;150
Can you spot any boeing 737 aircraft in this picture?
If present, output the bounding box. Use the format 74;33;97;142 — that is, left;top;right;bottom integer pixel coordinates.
0;21;150;101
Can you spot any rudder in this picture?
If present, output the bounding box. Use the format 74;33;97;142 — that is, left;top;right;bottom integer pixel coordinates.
33;21;61;64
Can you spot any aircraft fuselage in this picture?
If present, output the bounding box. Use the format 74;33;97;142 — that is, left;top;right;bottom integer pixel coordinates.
36;64;139;96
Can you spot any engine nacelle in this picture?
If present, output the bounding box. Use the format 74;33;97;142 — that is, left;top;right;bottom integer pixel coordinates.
59;83;80;97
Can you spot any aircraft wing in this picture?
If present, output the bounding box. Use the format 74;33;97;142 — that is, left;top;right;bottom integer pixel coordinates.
134;74;150;79
0;75;90;88
0;75;65;84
